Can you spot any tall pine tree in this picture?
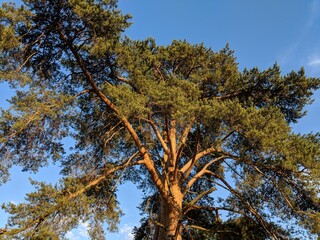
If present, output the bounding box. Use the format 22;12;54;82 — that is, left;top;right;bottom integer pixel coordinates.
0;1;319;239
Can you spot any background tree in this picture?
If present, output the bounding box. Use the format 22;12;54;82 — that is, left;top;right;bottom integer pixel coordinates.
0;0;320;239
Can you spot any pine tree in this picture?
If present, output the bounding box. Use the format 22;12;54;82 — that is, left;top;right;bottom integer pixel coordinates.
0;1;320;239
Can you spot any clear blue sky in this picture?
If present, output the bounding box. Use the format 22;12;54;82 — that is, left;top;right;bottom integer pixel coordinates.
0;1;320;239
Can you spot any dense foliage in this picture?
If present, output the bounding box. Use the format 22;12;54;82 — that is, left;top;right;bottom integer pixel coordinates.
0;1;319;239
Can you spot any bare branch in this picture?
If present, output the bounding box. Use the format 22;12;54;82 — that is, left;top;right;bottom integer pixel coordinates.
183;155;226;195
71;89;90;99
69;152;141;198
186;224;241;236
142;116;170;155
186;224;211;232
184;187;216;209
178;118;195;150
176;117;195;167
116;76;130;84
220;130;235;142
102;127;124;146
17;31;46;71
205;170;280;240
181;146;219;174
17;52;37;72
252;165;307;216
168;119;177;165
185;205;243;216
154;65;166;82
180;129;200;181
149;218;166;230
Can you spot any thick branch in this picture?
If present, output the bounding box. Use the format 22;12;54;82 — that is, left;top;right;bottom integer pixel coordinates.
177;118;195;154
186;224;211;232
168;119;177;166
56;24;167;199
175;118;195;179
186;224;241;236
185;205;243;216
144;116;170;155
69;153;141;198
181;146;219;174
183;155;226;195
180;129;200;181
184;187;216;210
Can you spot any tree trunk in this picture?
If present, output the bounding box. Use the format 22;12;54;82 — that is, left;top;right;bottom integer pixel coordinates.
153;183;183;240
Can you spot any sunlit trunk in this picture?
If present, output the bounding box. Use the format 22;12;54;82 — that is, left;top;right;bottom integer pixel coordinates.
153;183;183;240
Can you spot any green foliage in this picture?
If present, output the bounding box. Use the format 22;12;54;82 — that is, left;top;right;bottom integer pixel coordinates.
0;0;319;239
2;177;122;239
103;84;149;118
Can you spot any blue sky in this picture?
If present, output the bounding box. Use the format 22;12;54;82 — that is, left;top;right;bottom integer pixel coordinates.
0;0;320;239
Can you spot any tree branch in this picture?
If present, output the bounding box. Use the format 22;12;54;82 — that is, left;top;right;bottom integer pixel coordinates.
143;116;170;155
3;110;40;143
116;76;130;84
69;153;141;198
180;129;200;181
252;165;308;216
184;187;216;210
177;118;195;152
186;224;211;232
220;130;235;142
154;64;166;82
56;23;167;200
183;155;226;195
185;205;244;216
175;117;195;176
1;153;143;236
205;170;280;240
3;89;90;143
168;119;177;166
181;146;220;175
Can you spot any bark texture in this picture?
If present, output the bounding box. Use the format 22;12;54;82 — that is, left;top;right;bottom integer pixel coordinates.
153;182;183;240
